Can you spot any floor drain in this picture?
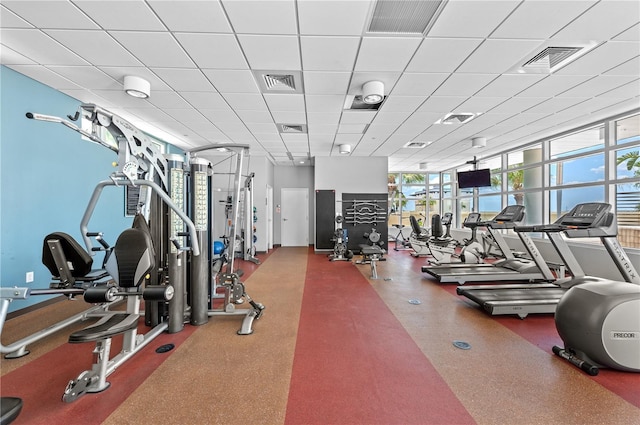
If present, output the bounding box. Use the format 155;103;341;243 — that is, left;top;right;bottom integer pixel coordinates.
408;299;422;305
453;340;471;350
156;343;175;354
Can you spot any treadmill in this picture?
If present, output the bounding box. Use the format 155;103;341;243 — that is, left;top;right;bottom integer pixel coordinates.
456;202;637;318
421;205;556;284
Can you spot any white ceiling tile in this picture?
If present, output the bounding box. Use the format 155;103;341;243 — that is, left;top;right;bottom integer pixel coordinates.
45;30;142;67
0;5;34;28
263;94;305;111
555;41;640;76
613;23;640;42
47;66;119;90
110;32;195;68
391;73;449;96
458;39;543;74
355;37;422;72
254;136;284;145
372;111;412;125
306;95;345;113
300;37;360;71
2;1;99;29
552;1;640;41
298;0;373;36
74;0;165;31
416;96;467;113
222;0;297;34
525;97;588;114
338;124;367;134
271;111;307;123
1;29;88;65
175;33;248;69
147;91;193;109
475;74;546;97
201;70;259;93
428;0;520;38
6;64;81;90
596;79;640;98
378;96;425;113
222;93;267;111
147;0;231;33
164;108;207;123
307;112;341;125
517;75;593;97
432;74;496;96
407;38;483;73
58;88;114;106
604;57;640;76
340;111;378;124
237;35;300;70
335;134;363;143
0;46;36;65
200;108;243;123
488;97;547;115
491;1;596;39
152;68;215;92
183;92;229;109
455;97;508;113
308;124;339;134
303;72;352;95
558;75;639;98
245;123;279;134
236;109;275;123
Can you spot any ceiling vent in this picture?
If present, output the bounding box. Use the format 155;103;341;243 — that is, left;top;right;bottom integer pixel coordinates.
277;124;307;134
366;0;446;35
253;70;304;94
435;112;479;125
344;95;386;111
510;41;599;74
403;141;428;149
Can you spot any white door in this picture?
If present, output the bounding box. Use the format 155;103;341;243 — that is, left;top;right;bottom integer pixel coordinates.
281;188;309;246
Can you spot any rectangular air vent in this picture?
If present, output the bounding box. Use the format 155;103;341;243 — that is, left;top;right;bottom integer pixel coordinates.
367;0;445;34
277;124;307;133
510;42;599;74
253;70;304;94
435;112;479;125
403;141;428;149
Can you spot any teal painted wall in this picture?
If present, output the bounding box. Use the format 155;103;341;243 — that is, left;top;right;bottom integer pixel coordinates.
0;66;132;312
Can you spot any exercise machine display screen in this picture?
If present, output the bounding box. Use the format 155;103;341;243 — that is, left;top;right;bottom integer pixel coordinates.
558;203;610;227
493;205;525;222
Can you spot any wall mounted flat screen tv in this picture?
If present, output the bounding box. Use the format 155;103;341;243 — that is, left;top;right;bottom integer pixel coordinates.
457;168;491;189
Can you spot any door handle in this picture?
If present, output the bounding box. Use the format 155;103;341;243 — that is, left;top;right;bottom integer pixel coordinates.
283;218;288;221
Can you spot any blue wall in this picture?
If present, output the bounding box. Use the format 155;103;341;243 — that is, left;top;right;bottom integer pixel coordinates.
1;66;132;312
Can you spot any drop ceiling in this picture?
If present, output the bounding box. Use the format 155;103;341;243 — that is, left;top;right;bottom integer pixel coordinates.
1;0;639;171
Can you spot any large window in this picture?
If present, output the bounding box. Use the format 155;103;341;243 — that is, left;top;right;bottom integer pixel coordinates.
550;125;603;159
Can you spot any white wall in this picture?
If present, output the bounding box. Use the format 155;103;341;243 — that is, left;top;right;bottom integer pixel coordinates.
314;156;388;249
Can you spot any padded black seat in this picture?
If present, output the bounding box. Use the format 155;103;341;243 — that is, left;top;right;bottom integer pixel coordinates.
0;397;23;425
68;226;154;343
409;216;429;240
360;245;384;256
68;313;140;343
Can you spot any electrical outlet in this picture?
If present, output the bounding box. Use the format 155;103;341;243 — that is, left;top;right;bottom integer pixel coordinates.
26;271;34;283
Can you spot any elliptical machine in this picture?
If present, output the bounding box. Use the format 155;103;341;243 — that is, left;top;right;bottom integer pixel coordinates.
551;203;640;375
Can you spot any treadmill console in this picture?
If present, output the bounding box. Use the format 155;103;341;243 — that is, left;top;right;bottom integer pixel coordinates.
557;203;611;228
463;212;482;228
441;212;452;226
492;205;525;222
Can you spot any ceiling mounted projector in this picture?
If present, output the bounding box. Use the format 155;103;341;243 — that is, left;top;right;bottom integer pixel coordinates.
362;81;384;104
124;75;150;99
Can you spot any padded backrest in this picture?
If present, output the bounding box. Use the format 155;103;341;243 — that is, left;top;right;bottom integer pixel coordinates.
42;232;92;278
409;215;422;235
105;228;155;288
431;214;443;237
